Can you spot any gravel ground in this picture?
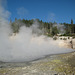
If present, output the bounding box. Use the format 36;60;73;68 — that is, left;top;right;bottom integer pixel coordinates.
0;51;75;75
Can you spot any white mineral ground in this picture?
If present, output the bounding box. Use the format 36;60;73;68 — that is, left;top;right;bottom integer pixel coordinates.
58;39;75;49
10;34;75;49
0;35;75;75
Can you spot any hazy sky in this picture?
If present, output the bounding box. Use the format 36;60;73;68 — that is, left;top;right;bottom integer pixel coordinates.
5;0;75;23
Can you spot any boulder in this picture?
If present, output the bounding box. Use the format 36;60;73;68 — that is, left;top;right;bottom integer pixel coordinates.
72;39;75;49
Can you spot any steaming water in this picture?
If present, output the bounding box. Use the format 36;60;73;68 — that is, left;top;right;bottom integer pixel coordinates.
0;0;74;62
0;24;74;62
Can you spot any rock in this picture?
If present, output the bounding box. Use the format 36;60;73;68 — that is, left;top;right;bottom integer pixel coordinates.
54;74;58;75
58;40;71;48
72;39;75;49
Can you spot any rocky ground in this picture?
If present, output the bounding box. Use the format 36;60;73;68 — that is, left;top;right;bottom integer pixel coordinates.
0;51;75;75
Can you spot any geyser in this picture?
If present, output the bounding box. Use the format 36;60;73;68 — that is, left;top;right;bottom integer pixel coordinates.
0;0;74;62
0;23;74;62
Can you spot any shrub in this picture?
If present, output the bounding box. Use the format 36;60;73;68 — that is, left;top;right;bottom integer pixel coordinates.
72;36;75;39
53;37;57;40
60;38;62;40
63;38;67;40
68;37;70;39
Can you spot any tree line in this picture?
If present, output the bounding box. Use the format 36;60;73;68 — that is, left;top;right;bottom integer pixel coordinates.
10;18;75;36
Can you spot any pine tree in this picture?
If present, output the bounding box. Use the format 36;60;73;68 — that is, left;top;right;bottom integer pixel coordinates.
71;19;73;24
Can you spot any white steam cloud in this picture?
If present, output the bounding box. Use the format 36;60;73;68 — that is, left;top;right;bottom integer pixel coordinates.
0;0;74;62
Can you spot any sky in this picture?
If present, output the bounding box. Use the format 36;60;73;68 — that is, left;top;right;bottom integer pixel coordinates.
2;0;75;23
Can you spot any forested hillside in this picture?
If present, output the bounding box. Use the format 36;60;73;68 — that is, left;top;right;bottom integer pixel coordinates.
10;18;75;36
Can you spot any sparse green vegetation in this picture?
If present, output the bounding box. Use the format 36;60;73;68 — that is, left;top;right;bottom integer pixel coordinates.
53;36;57;40
72;36;75;39
63;38;67;40
60;38;62;40
68;37;70;39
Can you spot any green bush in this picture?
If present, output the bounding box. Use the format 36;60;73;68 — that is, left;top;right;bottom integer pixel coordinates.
63;38;67;40
53;37;57;40
60;38;62;40
68;37;70;39
72;36;75;39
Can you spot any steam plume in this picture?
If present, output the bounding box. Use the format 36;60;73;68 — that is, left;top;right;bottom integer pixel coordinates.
0;0;74;62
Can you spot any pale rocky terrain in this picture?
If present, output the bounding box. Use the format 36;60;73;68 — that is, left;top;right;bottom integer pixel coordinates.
0;36;75;75
56;36;75;49
0;51;75;75
72;39;75;49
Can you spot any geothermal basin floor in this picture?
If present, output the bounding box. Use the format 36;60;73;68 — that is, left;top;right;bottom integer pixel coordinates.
0;51;75;75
